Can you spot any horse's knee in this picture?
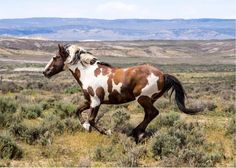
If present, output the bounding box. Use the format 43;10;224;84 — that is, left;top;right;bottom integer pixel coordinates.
150;108;159;117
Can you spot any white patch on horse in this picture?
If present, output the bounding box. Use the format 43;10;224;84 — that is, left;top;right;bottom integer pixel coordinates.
112;80;122;93
138;73;160;98
44;58;53;71
95;72;110;101
69;63;81;73
67;57;110;104
90;95;101;108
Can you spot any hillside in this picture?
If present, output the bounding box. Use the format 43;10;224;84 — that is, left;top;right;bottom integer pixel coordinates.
0;18;235;40
0;37;235;65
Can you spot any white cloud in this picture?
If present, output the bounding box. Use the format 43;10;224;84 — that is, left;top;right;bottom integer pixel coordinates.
95;1;150;19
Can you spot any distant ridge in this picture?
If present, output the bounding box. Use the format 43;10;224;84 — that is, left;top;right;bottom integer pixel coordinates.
0;18;235;41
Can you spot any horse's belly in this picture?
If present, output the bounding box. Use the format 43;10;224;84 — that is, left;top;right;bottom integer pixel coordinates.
103;88;135;104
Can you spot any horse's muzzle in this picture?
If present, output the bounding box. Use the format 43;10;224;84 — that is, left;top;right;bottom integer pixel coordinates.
43;71;50;78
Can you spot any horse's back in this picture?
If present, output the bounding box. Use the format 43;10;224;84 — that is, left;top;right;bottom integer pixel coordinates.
103;64;165;103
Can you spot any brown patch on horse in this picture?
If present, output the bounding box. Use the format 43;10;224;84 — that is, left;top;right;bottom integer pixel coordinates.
87;86;95;96
108;89;122;103
137;95;151;105
157;74;164;91
127;65;151;97
107;75;113;93
96;87;105;101
83;89;90;102
97;63;111;76
94;68;101;77
102;67;110;76
70;68;83;87
113;69;125;85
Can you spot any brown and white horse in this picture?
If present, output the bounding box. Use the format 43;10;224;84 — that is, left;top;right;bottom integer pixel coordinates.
43;44;201;142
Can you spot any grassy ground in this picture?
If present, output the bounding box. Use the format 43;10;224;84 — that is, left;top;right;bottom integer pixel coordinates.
0;58;235;167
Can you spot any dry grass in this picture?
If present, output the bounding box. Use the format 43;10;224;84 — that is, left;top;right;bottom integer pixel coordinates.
0;39;235;166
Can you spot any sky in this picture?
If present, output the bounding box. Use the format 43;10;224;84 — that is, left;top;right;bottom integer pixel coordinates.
0;0;235;19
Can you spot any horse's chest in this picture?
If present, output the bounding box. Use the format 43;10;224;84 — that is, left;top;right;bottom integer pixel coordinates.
80;71;110;100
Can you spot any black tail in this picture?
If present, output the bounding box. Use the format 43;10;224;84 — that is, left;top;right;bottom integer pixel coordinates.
163;74;202;114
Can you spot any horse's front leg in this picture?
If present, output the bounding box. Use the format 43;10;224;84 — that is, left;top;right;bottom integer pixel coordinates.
83;103;110;135
75;101;90;125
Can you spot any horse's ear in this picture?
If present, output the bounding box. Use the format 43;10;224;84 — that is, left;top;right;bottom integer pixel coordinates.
58;44;68;60
58;44;63;52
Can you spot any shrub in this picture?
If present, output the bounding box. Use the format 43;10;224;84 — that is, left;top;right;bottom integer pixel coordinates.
23;127;42;145
116;135;145;167
65;86;81;94
157;112;180;127
39;100;53;110
152;131;181;158
148;112;180;133
170;121;204;146
42;114;65;134
111;108;131;133
93;145;115;162
0;112;4;127
118;147;143;167
54;101;76;119
1;81;22;93
180;149;223;167
223;103;236;113
63;117;83;133
39;131;53;146
226;117;236;135
154;98;170;109
9;123;43;145
0;97;17;113
21;104;42;119
9;123;27;139
151;119;222;167
205;100;217;111
0;135;23;159
0;97;20;128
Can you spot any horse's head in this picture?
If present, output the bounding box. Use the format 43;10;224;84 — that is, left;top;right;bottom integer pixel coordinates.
43;44;97;78
43;44;68;78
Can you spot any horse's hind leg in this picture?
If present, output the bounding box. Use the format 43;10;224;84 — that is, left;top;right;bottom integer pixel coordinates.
131;96;159;143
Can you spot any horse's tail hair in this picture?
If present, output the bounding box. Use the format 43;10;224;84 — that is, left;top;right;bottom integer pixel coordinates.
163;74;203;114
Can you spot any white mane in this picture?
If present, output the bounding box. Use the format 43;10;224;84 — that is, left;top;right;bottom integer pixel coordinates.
66;44;97;66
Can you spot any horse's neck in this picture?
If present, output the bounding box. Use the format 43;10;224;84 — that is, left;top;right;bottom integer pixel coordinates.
69;62;99;86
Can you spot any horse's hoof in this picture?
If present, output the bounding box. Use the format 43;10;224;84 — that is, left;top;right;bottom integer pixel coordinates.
82;121;91;132
130;131;146;143
138;132;145;140
105;129;112;136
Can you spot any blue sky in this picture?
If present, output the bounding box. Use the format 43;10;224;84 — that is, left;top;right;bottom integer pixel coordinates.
0;0;235;19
